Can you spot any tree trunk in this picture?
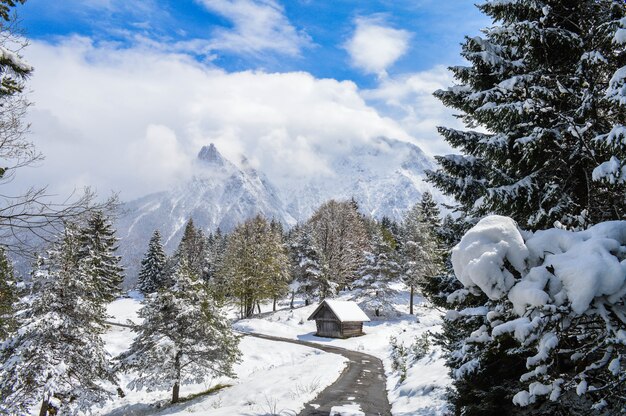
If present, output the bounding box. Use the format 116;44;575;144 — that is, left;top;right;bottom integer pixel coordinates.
39;398;49;416
172;382;180;404
172;351;182;404
273;297;277;312
256;301;261;314
410;285;414;315
290;291;295;309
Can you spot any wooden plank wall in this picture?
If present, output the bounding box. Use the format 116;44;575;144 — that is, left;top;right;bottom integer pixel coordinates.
341;321;363;337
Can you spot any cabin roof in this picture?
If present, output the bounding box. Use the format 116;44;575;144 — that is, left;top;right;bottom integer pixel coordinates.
307;300;370;322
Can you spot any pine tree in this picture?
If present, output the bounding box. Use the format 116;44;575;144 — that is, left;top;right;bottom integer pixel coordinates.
0;246;17;339
354;223;401;318
401;202;442;314
137;230;167;294
118;257;240;404
267;219;291;312
174;219;206;277
78;210;124;303
428;0;626;230
204;229;229;300
0;226;117;415
289;224;323;306
592;8;626;218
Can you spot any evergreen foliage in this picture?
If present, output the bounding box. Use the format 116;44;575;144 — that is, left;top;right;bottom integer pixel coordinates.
203;228;229;299
118;257;240;404
354;222;401;318
288;224;323;306
78;210;124;303
428;0;626;230
137;230;167;294
401;199;442;314
0;226;117;415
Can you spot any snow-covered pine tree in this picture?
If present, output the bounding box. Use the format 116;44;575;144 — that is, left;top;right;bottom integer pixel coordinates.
428;0;626;230
174;218;206;277
204;228;229;300
0;226;117;415
118;257;240;404
137;230;167;294
267;219;291;312
422;214;466;309
0;246;17;339
401;202;442;314
78;210;124;303
354;222;401;318
447;216;626;414
592;7;626;217
288;224;324;305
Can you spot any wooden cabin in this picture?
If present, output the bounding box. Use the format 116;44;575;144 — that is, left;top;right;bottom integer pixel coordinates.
307;300;370;338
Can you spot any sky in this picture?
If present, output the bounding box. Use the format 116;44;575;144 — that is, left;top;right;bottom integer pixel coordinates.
11;0;489;200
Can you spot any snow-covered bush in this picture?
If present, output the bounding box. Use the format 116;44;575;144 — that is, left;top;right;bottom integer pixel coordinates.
449;215;626;411
390;332;432;383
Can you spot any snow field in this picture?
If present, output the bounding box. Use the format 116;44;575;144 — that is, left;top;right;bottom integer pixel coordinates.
97;297;348;415
234;283;452;415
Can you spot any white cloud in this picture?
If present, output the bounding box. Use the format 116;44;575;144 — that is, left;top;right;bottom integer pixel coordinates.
13;37;453;202
197;0;310;56
363;65;462;157
345;16;411;78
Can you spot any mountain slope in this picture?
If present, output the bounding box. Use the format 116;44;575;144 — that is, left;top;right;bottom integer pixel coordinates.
117;144;295;284
283;136;439;221
118;138;441;286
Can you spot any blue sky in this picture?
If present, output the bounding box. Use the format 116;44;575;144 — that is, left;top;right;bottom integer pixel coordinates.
12;0;489;199
20;0;487;87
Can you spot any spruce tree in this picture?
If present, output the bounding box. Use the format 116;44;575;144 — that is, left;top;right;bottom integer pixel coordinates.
289;224;323;306
174;219;206;277
118;257;240;404
0;226;117;415
204;228;228;300
78;210;124;303
354;223;401;318
428;0;626;230
401;202;441;314
137;230;167;294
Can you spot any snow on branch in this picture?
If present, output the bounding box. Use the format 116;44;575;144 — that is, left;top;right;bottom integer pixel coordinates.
450;215;626;408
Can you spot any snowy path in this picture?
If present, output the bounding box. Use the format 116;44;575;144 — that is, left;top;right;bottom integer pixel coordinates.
242;332;391;416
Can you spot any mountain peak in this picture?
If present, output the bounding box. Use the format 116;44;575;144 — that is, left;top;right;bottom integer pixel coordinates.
197;143;224;166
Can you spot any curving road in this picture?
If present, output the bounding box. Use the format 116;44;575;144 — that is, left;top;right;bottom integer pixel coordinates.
241;332;391;416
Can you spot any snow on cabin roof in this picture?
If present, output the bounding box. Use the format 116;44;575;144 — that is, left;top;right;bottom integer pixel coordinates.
308;300;370;322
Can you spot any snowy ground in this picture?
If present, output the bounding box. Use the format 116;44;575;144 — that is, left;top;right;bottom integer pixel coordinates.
94;296;348;416
234;282;452;416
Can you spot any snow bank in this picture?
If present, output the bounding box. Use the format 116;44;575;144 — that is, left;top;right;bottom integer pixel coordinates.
453;216;626;316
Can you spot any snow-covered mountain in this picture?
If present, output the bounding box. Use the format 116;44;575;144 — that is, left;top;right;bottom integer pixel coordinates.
118;138;439;285
117;144;295;283
282;136;438;221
